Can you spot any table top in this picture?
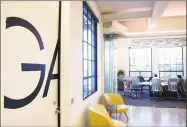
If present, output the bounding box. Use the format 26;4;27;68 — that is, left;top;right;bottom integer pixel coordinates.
105;105;117;110
139;82;168;86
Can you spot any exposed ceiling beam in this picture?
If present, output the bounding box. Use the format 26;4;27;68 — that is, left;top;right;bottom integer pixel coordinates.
101;11;152;21
148;1;169;28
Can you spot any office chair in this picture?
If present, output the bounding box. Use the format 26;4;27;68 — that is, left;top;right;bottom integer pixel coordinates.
165;78;178;100
151;78;164;101
130;77;141;99
88;104;127;127
179;78;187;101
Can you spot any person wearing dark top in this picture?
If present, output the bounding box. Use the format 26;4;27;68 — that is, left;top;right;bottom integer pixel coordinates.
177;75;185;98
138;72;145;82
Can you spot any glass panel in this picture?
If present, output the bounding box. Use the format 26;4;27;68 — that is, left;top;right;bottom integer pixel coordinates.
88;18;91;29
177;65;183;71
88;45;91;60
171;59;176;64
92;32;95;46
170;72;177;78
165;64;170;71
177;59;182;64
92;19;95;31
177;72;183;76
88;11;91;20
165;72;170;77
83;15;87;25
88;78;92;94
91;47;95;60
83;25;87;42
83;79;88;98
130;72;135;77
159;64;164;71
164;58;170;64
160;72;164;78
92;61;95;75
88;29;92;44
129;48;151;72
84;42;87;59
84;60;88;77
88;61;92;76
171;64;176;71
92;78;95;92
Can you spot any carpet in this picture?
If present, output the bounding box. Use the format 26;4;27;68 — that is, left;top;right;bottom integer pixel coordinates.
119;91;186;109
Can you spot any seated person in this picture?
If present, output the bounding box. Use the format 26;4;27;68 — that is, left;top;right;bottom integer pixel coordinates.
177;75;185;98
137;72;145;82
148;73;155;82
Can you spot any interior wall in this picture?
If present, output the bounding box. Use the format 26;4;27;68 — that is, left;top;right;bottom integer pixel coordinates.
116;39;186;78
61;1;104;126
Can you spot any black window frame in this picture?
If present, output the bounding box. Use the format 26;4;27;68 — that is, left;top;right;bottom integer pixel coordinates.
158;47;184;78
129;47;152;78
83;1;98;100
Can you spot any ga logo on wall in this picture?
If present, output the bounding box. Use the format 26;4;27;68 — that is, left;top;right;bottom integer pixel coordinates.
4;17;60;109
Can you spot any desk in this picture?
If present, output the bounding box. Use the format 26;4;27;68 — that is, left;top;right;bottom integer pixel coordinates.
139;82;168;86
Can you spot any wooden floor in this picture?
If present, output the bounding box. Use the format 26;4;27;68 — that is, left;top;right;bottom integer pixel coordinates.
112;106;186;127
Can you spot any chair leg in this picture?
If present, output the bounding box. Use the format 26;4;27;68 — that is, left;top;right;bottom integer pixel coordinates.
124;112;129;122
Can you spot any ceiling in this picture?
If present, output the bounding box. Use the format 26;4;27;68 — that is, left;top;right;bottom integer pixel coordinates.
96;1;153;14
131;37;186;48
96;1;186;33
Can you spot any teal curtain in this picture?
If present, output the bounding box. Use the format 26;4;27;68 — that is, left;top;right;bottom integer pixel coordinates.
104;35;117;93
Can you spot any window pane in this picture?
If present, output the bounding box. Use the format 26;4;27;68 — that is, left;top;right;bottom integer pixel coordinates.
88;78;92;94
83;79;88;98
171;64;176;71
83;25;87;42
92;32;95;46
88;45;91;60
170;72;177;78
92;78;95;92
160;72;164;78
84;60;88;77
158;47;183;78
88;61;92;76
88;29;92;44
88;18;91;29
84;42;87;59
92;19;95;31
92;61;95;75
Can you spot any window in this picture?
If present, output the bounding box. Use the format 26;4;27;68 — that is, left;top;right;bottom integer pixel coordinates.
158;47;183;78
129;48;152;78
83;2;97;99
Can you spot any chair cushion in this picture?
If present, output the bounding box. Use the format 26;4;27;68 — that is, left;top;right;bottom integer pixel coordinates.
112;119;127;127
110;104;128;113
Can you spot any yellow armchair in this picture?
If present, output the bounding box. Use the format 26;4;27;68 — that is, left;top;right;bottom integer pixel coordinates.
104;93;129;121
88;104;127;127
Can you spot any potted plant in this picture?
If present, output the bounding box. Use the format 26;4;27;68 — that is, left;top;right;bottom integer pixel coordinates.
117;70;125;90
117;70;125;76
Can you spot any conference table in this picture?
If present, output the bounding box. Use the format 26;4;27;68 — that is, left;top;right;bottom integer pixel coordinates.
138;81;169;98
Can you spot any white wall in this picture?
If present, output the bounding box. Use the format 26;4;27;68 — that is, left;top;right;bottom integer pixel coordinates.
60;1;104;126
116;39;186;77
